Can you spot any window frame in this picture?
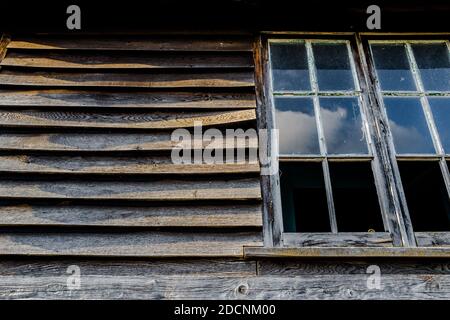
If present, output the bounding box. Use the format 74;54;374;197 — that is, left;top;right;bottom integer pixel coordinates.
256;32;450;248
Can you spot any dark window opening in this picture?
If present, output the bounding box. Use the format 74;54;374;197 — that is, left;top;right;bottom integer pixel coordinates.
329;162;384;232
280;162;330;232
399;161;450;231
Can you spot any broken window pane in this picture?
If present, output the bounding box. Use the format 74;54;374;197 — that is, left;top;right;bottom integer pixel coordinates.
270;42;311;91
412;43;450;92
329;162;384;232
280;162;330;232
319;97;368;154
371;44;416;91
429;98;450;154
398;161;450;231
274;97;321;155
384;97;435;154
312;43;355;91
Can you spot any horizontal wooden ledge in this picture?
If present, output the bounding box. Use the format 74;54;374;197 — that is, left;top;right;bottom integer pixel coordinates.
0;70;255;88
282;232;393;248
0;133;258;152
0;231;262;258
0;155;260;175
1;51;254;69
7;37;254;51
0;178;262;201
244;247;450;259
0;109;256;129
0;90;257;109
0;204;263;228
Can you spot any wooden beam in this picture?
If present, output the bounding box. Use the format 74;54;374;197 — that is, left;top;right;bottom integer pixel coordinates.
282;232;393;247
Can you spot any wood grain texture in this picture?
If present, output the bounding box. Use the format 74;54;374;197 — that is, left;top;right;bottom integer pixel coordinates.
0;231;262;257
0;89;256;109
416;232;450;247
0;70;254;88
0;273;449;299
0;35;10;64
0;178;261;200
1;51;254;69
7;37;253;51
0;204;263;227
0;155;259;175
282;232;393;247
0;133;258;152
0;109;256;129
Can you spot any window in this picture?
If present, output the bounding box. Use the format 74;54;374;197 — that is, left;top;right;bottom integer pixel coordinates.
263;35;450;248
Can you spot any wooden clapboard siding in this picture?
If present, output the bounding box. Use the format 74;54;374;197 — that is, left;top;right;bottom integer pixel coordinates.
0;109;256;129
0;70;254;88
0;178;261;200
0;89;256;109
0;33;262;259
1;51;254;69
0;204;263;227
0;155;259;175
7;37;253;51
0;132;258;152
0;231;261;257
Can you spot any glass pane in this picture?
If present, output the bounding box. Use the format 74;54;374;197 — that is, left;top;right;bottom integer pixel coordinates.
270;42;310;91
329;162;384;232
371;44;416;91
412;43;450;92
280;162;330;232
312;43;355;91
398;161;450;231
384;97;435;154
319;97;368;154
429;98;450;154
274;97;320;155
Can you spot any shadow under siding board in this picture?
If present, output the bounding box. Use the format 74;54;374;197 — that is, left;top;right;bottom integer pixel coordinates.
0;70;255;88
1;51;254;69
0;132;258;152
7;37;254;51
0;178;262;201
0;204;263;228
0;109;256;129
0;89;257;109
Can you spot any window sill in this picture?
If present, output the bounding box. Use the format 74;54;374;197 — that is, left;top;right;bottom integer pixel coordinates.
244;246;450;259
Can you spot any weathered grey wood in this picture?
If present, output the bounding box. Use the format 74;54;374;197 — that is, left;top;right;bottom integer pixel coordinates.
282;232;393;247
8;37;253;51
0;133;258;152
0;109;256;129
0;204;262;227
1;51;254;69
0;89;256;109
0;155;259;175
0;259;257;277
0;70;254;88
0;178;261;200
244;246;450;258
0;273;449;299
0;231;262;257
416;232;450;247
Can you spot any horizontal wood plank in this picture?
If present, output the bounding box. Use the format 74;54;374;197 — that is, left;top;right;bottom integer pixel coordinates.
1;51;253;69
7;37;253;51
416;232;450;247
0;133;258;152
0;89;256;109
0;231;262;257
0;204;262;227
0;109;256;129
0;155;259;175
0;70;254;88
282;232;393;247
0;178;261;200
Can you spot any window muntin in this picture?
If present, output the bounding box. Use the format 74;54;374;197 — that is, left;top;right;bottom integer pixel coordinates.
269;39;383;235
370;40;450;232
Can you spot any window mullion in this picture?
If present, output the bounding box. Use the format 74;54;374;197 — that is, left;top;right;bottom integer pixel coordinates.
306;41;338;233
